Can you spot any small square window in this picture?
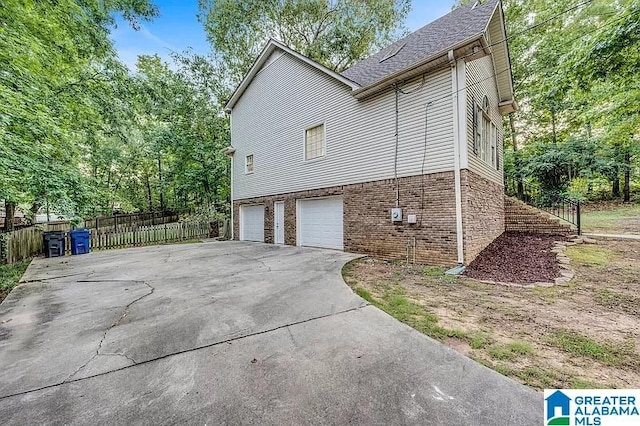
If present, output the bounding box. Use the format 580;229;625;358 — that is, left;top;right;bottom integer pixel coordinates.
245;154;254;174
305;124;325;160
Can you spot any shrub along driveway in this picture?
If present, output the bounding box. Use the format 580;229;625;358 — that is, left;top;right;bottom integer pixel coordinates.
0;242;540;425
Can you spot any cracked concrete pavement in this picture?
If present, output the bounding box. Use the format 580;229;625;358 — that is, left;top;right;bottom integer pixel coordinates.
0;241;542;425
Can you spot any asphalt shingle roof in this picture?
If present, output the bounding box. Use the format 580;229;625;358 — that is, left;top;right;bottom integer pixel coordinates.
341;0;499;87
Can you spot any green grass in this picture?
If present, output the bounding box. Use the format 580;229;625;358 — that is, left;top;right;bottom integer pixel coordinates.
469;331;494;349
354;287;374;303
547;329;636;367
358;283;469;341
582;203;640;233
0;261;30;300
480;361;567;389
488;341;535;361
594;289;638;312
571;378;610;389
565;245;616;266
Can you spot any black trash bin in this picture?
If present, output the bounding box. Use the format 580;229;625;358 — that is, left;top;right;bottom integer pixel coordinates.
43;231;66;258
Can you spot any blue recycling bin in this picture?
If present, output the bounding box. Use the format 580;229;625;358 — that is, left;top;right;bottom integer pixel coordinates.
69;229;91;255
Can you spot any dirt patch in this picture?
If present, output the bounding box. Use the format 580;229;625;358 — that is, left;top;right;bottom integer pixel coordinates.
463;232;565;284
343;240;640;390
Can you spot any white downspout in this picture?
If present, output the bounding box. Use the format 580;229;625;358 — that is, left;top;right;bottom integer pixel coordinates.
449;50;465;265
229;113;234;241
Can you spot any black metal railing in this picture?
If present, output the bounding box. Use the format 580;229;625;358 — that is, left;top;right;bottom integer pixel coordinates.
506;182;581;235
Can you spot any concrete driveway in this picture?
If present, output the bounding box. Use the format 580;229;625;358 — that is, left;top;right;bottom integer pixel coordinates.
0;241;541;425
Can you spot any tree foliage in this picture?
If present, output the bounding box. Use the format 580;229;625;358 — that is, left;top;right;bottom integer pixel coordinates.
0;0;231;225
454;0;640;201
197;0;411;88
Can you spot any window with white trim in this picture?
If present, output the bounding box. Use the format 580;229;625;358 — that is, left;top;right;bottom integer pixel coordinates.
305;124;325;160
245;154;254;174
473;97;499;170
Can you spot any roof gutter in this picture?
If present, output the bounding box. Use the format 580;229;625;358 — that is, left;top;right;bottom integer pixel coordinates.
351;34;488;101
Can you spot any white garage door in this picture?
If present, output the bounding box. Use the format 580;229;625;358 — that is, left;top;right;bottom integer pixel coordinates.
298;196;343;250
240;205;264;242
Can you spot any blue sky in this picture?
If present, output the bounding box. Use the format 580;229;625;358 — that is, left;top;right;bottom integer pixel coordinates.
111;0;456;70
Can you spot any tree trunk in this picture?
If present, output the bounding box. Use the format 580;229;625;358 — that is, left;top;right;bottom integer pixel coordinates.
624;149;631;202
4;200;15;232
157;156;165;212
145;174;153;211
612;175;620;199
551;109;557;146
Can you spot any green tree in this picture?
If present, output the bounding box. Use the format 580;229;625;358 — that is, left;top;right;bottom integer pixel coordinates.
197;0;411;89
0;0;157;228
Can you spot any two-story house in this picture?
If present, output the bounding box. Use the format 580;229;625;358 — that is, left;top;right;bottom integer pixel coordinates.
224;0;517;265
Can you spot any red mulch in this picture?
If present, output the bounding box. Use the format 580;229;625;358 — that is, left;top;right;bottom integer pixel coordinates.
464;232;565;284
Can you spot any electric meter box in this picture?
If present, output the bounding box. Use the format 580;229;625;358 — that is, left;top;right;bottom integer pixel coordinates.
391;208;403;222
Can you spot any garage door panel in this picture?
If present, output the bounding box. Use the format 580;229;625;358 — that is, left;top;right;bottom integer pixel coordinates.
240;205;264;242
298;197;343;250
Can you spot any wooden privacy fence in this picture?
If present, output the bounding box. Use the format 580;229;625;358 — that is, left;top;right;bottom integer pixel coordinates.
82;212;179;231
0;221;212;264
90;221;210;251
0;227;45;265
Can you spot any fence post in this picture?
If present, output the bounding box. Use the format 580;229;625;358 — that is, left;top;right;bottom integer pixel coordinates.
576;201;581;236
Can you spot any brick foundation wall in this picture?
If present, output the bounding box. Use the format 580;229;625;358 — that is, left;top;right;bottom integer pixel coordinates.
234;172;458;265
344;173;458;265
504;197;573;235
233;170;509;265
461;170;505;263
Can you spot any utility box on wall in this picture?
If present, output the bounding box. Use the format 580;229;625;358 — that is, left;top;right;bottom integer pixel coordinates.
391;208;402;222
407;214;417;224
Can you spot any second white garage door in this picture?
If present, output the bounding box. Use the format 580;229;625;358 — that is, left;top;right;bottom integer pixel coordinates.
240;204;265;242
297;196;343;250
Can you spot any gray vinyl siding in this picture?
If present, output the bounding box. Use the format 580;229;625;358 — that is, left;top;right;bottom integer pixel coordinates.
465;55;504;185
232;52;454;200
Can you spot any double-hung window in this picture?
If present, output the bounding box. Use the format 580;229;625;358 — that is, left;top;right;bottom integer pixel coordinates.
305;124;325;160
245;154;254;174
474;97;499;170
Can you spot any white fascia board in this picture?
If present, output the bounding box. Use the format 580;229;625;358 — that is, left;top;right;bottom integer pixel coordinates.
484;1;516;105
224;39;361;112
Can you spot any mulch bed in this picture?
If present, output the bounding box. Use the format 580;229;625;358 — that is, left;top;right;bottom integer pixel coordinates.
464;232;565;284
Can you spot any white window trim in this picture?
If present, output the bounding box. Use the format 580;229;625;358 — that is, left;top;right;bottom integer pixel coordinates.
490;122;497;169
245;154;254;174
303;122;326;162
474;101;499;170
